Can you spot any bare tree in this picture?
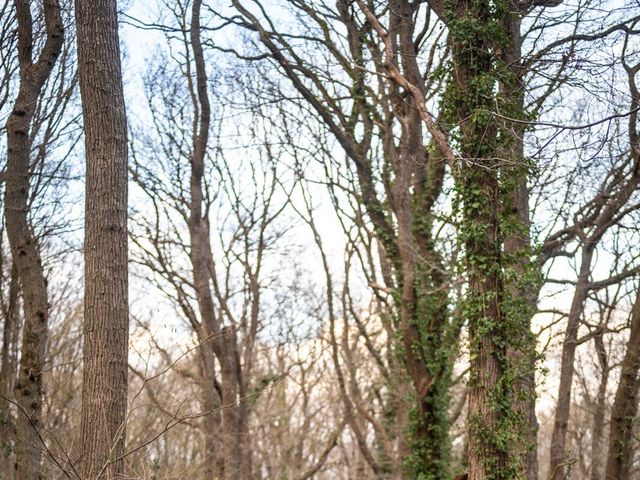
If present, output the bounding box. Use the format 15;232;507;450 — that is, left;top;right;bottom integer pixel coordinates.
3;0;63;477
604;40;640;480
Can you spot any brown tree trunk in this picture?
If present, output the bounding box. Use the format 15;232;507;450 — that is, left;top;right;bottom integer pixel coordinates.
590;331;608;480
463;170;505;480
187;2;225;478
199;351;222;480
604;290;640;480
220;327;242;479
188;2;244;478
448;0;512;477
75;0;129;477
549;247;593;480
3;1;63;477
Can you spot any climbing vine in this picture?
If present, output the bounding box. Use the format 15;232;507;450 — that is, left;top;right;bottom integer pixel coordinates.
441;0;540;477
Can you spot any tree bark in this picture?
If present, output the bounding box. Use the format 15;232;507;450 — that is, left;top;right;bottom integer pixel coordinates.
3;1;63;477
75;0;129;477
604;290;640;480
199;351;222;480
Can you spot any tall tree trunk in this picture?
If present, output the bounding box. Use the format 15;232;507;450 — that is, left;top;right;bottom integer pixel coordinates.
548;247;593;480
461;160;506;480
75;0;129;477
604;290;640;480
220;327;242;479
187;2;244;477
4;1;63;477
187;2;224;478
386;4;453;476
590;331;608;480
500;11;539;480
448;0;516;477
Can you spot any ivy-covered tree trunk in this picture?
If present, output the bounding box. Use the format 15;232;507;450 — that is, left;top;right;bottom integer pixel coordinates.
384;5;454;477
405;138;454;480
447;0;521;477
499;10;539;480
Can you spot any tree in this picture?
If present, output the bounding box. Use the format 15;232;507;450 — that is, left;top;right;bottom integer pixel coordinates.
129;3;299;477
3;0;63;477
223;2;459;475
604;38;640;480
0;0;637;478
541;14;640;477
75;0;129;477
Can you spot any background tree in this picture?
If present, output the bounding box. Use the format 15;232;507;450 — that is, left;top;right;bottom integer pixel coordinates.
3;0;63;477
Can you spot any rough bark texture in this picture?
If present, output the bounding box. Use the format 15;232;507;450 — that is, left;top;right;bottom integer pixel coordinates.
462;171;505;480
605;291;640;480
3;1;63;477
199;354;223;480
75;0;130;477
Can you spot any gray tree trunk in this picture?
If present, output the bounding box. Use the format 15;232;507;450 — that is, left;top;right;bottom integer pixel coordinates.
590;332;608;480
549;249;593;480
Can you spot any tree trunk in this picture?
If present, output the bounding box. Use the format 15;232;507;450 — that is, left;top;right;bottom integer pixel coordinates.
385;4;453;476
462;169;506;480
500;11;539;480
590;331;608;480
448;0;514;477
548;247;593;480
199;351;222;480
188;2;244;477
75;0;130;477
4;1;63;477
220;327;242;480
604;290;640;480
